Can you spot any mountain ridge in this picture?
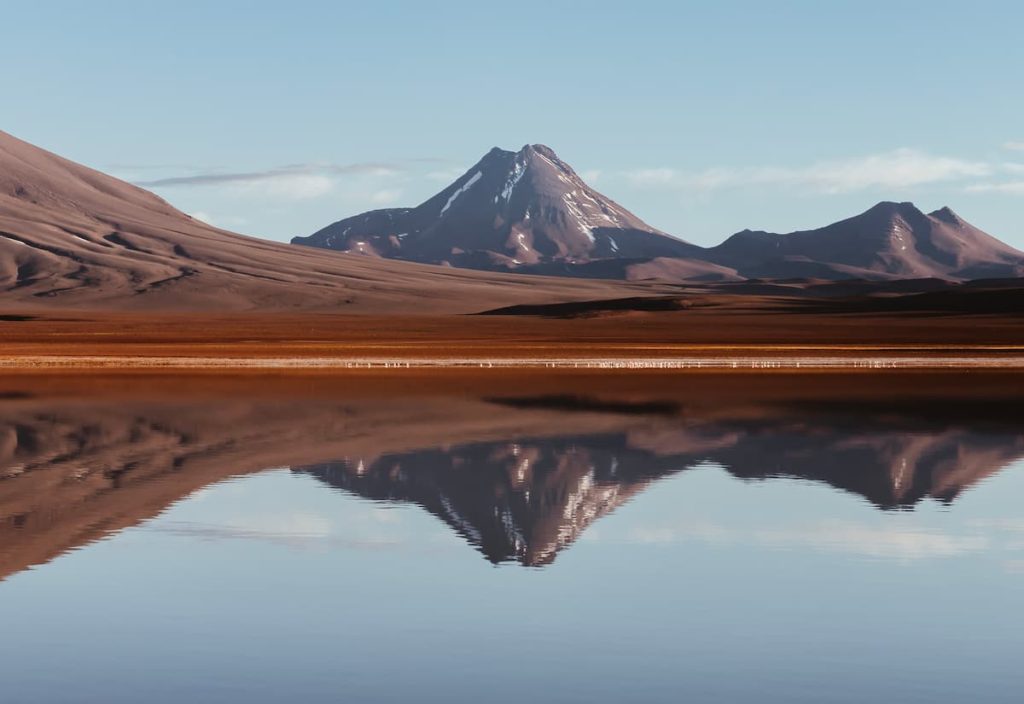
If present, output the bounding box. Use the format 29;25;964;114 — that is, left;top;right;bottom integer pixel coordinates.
295;145;1024;283
707;200;1024;280
1;129;1021;316
292;143;720;275
0;130;663;312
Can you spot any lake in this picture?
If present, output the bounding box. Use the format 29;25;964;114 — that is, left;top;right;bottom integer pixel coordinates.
1;376;1022;702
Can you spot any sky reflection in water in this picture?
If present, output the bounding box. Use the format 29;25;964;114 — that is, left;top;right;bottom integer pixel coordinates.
0;391;1022;703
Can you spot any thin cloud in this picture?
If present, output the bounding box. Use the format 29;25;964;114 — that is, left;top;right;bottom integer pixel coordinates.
369;188;403;205
626;167;678;186
627;149;993;194
135;161;416;201
108;162;214;171
149;520;405;551
189;211;248;228
795;150;992;192
966;181;1024;194
1003;141;1024;152
620;519;989;561
255;174;334;200
137;162;401;189
754;522;988;560
426;167;468;182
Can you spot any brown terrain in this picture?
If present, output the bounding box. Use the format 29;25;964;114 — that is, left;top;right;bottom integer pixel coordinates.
0;130;667;313
1;299;1023;371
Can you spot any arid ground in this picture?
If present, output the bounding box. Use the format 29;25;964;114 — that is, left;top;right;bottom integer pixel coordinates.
2;298;1022;371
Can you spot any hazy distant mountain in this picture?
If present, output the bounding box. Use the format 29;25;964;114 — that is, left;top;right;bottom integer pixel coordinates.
292;144;735;280
0;130;645;312
708;201;1024;281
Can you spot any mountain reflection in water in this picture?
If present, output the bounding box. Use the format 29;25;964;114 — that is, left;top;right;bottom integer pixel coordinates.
1;388;1022;575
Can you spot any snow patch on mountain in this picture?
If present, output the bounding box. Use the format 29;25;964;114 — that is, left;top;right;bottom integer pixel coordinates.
440;170;482;216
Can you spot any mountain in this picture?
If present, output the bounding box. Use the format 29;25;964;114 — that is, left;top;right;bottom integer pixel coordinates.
294;143;1023;283
5;129;1020;308
292;144;736;280
0;130;652;312
708;201;1024;281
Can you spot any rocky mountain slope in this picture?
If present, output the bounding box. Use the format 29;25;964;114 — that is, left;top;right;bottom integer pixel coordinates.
295;145;1023;283
293;144;734;280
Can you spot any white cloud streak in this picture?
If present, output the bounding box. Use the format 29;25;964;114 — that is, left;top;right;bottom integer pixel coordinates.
965;181;1024;194
622;519;991;561
626;167;678;186
135;159;437;202
253;174;335;200
369;188;403;205
627;149;994;194
137;162;399;188
189;211;248;228
426;167;468;182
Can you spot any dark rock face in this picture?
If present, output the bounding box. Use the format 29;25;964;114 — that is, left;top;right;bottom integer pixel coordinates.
292;144;718;275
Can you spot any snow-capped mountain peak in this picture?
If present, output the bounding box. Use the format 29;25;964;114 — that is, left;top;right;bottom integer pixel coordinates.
293;143;699;271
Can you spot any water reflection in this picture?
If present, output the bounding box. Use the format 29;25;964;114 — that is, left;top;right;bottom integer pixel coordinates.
296;398;1024;565
297;434;683;566
1;390;1022;575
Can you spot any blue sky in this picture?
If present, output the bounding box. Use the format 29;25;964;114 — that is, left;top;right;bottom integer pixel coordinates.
3;1;1022;246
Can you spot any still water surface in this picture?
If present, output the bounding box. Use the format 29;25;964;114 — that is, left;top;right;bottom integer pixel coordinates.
0;391;1021;702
